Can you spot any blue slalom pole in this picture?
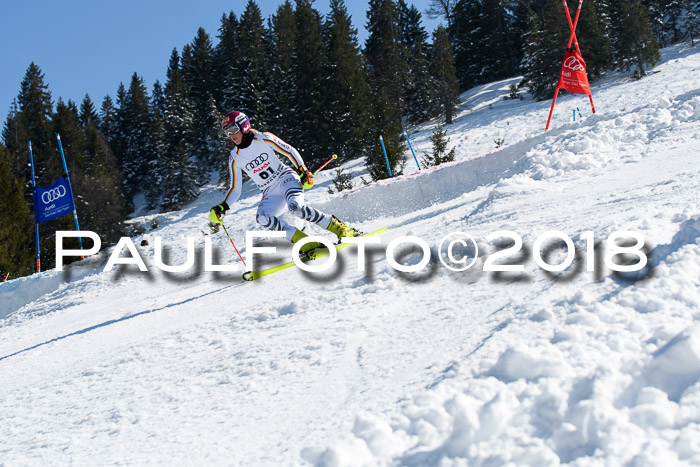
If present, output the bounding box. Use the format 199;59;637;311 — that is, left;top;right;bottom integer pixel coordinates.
28;141;41;272
379;135;393;178
404;130;421;170
56;134;83;254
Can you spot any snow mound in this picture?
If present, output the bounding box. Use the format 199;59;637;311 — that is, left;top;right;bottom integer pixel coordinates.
307;214;700;465
644;326;700;401
0;253;108;320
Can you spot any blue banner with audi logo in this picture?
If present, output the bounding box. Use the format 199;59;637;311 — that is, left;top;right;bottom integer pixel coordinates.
32;175;76;224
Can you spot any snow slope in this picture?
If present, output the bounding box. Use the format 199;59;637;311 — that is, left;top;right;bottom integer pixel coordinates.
1;43;699;466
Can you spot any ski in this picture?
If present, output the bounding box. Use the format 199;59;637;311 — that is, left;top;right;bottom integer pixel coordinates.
242;226;387;281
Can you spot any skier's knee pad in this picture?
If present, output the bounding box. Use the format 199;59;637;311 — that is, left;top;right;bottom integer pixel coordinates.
288;201;304;218
256;211;272;228
256;211;286;232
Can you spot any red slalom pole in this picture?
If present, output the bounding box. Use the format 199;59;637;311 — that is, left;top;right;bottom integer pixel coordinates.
221;223;247;268
545;85;563;132
563;0;583;52
314;154;338;174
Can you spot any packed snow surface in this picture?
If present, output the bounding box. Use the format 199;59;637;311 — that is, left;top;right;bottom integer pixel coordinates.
1;44;699;466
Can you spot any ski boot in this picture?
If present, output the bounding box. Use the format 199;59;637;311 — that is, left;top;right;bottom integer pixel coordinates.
326;215;360;243
291;229;324;260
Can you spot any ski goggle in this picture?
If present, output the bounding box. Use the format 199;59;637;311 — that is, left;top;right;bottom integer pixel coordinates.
223;124;241;136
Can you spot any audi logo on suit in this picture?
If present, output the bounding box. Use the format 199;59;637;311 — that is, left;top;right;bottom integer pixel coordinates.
245;153;269;171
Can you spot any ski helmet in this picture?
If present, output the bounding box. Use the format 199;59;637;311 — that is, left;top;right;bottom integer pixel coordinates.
221;110;251;135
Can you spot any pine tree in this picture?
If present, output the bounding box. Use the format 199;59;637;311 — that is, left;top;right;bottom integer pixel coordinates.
238;1;270;127
70;101;127;245
643;0;697;46
689;0;700;46
423;122;456;167
479;0;522;81
69;147;126;244
161;143;199;211
328;167;354;194
160;49;199;211
53;99;83;169
6;63;56;186
399;0;435;124
99;94;117;143
79;95;110;176
0;144;34;278
213;12;240;111
450;0;483;91
81;117;111;178
183;29;215;112
364;0;407;180
151;80;166;117
609;0;660;77
182;27;220;171
520;0;573;100
365;0;408;116
323;0;374;159
685;0;700;47
205;95;224;167
268;1;298;140
110;83;128;195
576;0;612;80
2;99;25;177
367;91;406;180
662;0;685;44
293;0;328;165
145;91;167;211
451;0;523;91
79;94;100;128
643;0;666;45
118;73;153;211
429;26;460;124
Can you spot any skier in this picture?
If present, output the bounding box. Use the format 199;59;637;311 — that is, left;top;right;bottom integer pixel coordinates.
209;110;359;256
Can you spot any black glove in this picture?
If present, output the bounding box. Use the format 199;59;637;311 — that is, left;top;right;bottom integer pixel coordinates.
209;202;229;224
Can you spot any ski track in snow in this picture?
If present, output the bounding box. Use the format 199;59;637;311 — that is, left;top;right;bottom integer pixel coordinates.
1;43;699;466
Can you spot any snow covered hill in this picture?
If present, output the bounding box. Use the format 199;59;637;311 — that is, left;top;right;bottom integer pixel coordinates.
1;43;699;466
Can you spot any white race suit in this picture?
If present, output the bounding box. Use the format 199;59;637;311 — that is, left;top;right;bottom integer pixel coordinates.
222;130;331;240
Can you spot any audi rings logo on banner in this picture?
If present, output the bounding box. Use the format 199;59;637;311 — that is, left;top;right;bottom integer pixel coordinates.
246;153;269;171
564;56;584;71
41;185;67;204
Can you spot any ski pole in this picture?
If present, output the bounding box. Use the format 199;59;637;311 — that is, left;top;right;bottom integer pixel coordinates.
404;130;421;170
221;223;247;268
57;134;84;259
314;154;338;174
379;135;393;177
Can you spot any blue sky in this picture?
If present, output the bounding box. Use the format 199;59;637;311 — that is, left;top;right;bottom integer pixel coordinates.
0;1;441;124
